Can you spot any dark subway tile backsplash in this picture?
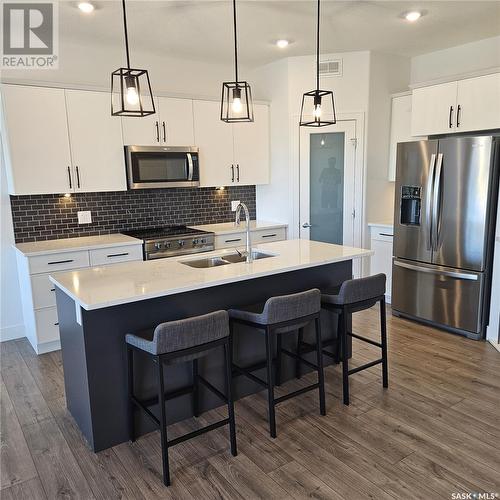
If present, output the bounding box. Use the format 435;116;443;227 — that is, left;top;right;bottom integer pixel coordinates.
10;186;256;243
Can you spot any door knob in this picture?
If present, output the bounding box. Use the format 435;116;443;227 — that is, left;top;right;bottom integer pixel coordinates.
302;223;312;228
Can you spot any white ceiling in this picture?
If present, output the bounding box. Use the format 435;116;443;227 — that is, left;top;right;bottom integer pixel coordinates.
61;0;500;67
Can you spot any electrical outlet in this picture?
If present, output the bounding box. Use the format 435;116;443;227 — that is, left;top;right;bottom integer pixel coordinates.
77;211;92;224
231;200;240;211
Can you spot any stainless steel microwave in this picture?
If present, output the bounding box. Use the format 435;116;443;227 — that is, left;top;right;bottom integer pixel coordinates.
125;146;200;189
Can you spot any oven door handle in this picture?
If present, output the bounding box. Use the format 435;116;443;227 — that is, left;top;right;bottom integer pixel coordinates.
187;153;194;181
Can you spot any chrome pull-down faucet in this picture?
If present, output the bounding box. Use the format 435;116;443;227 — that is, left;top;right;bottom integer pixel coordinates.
235;202;253;263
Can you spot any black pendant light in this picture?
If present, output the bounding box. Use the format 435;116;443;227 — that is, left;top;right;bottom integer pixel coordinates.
221;0;254;123
111;0;155;117
300;0;336;127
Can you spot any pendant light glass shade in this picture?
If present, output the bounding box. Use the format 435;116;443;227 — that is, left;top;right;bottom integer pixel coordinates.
221;0;254;123
111;0;155;117
299;0;337;127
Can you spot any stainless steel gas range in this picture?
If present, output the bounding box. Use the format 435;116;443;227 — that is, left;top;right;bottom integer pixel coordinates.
122;226;215;260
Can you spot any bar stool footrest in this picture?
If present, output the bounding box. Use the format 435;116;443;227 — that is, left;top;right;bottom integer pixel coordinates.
167;418;230;448
197;375;228;403
274;383;320;405
348;358;383;375
347;332;382;348
232;363;268;387
280;347;319;371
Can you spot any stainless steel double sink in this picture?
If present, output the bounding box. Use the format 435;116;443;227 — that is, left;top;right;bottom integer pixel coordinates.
181;250;275;268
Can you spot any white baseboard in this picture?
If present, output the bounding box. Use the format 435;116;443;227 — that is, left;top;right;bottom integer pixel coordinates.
488;340;500;353
0;324;25;342
35;339;61;355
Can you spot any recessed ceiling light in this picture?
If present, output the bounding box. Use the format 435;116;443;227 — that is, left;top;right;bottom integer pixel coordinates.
78;2;95;13
276;39;290;49
404;11;422;22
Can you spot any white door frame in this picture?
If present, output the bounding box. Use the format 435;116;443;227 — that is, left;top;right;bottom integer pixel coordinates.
289;112;366;273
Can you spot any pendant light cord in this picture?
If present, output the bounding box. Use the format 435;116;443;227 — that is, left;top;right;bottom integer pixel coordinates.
316;0;320;91
122;0;131;69
233;0;239;83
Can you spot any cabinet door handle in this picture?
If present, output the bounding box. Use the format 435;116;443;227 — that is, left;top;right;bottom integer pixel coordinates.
448;105;454;129
225;238;242;243
261;234;277;238
75;166;81;188
379;233;393;237
50;288;55;292
162;121;166;142
106;252;129;258
155;121;160;142
231;165;235;182
456;105;461;128
236;164;240;182
67;166;72;189
47;259;74;265
54;322;59;326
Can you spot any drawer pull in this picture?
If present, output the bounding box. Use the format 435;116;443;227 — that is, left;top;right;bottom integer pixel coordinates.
50;288;55;292
225;238;242;243
106;252;129;258
261;234;277;238
54;322;59;326
47;259;74;265
379;233;393;237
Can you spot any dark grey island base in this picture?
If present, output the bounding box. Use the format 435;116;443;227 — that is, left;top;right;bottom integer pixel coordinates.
56;260;352;452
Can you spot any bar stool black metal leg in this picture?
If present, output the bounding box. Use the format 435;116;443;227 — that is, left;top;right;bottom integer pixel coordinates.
314;317;326;416
275;333;282;386
127;346;135;442
295;328;304;379
265;327;277;438
224;341;238;456
340;311;350;406
192;359;199;417
156;356;170;486
380;298;388;389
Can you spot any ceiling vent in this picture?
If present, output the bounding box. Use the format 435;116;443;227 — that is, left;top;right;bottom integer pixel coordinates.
319;59;343;77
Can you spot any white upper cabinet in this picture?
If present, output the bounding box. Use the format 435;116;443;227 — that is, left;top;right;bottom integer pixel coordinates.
193;100;270;187
65;90;127;192
233;104;270;185
388;94;426;181
193;100;235;187
455;74;500;133
411;73;500;136
158;97;195;146
411;81;458;136
121;97;160;146
121;97;195;146
2;85;73;195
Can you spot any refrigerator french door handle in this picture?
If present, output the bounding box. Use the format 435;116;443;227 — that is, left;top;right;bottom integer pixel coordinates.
393;260;478;281
425;153;437;251
432;153;443;251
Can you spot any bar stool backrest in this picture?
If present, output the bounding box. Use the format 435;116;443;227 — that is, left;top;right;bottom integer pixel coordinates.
152;310;230;355
337;274;386;305
262;289;321;325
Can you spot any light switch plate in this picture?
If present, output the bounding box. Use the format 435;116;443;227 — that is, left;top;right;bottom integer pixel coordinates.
231;200;240;211
77;211;92;224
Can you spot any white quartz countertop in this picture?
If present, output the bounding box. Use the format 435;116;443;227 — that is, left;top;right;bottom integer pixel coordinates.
368;222;394;229
50;239;373;311
14;234;143;257
189;220;287;235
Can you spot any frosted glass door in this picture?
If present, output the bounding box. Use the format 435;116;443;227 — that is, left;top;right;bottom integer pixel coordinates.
300;121;356;248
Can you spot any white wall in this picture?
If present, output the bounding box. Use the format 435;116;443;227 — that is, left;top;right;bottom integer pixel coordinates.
1;39;234;99
0;129;24;342
410;35;500;85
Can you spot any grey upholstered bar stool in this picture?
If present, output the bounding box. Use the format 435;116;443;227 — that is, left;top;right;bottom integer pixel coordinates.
317;273;388;405
126;310;237;487
228;289;326;438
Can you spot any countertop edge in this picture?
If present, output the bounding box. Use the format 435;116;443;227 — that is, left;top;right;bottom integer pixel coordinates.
14;236;143;257
50;248;374;311
188;221;288;236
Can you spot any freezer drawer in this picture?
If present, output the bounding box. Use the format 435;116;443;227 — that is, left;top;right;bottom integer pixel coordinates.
392;259;484;335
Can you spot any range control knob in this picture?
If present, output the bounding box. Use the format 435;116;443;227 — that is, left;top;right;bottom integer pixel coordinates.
178;240;185;247
154;242;163;250
192;238;199;245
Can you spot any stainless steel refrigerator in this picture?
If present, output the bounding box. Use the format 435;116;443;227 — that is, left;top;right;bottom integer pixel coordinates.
392;135;499;340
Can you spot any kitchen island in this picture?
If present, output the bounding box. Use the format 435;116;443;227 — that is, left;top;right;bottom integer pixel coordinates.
50;239;372;451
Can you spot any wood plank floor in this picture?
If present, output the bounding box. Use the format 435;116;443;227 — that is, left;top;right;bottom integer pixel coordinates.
1;306;499;499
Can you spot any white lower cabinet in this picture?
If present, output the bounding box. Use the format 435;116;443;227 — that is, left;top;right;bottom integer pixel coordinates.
16;242;143;354
214;227;287;250
369;225;393;303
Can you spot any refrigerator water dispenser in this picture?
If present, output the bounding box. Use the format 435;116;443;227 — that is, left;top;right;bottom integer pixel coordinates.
400;186;421;225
